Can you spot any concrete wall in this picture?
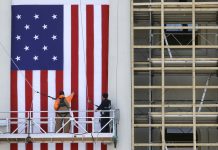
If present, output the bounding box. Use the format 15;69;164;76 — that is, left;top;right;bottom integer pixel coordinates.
108;0;131;149
0;0;131;150
0;0;12;149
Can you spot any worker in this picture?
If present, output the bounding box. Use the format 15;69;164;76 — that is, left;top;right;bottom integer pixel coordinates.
96;93;111;133
54;90;74;133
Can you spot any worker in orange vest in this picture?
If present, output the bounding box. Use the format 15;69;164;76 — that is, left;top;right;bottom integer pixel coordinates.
54;90;74;133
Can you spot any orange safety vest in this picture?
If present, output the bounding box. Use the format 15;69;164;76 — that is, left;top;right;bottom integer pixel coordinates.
54;94;74;111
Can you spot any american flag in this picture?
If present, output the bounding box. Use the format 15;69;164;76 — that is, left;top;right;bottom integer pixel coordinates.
11;0;109;150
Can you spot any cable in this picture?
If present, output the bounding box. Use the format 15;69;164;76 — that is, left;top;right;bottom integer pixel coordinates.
114;0;119;109
0;40;37;95
78;1;96;142
0;40;56;115
79;0;90;102
0;40;37;114
0;39;57;137
35;90;56;100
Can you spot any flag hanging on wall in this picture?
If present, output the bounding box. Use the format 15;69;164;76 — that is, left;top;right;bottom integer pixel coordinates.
10;0;109;150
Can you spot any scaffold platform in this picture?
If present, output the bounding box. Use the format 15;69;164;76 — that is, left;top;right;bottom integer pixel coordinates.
0;110;119;147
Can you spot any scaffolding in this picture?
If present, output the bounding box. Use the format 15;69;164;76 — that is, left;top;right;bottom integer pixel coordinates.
0;110;119;146
131;0;218;150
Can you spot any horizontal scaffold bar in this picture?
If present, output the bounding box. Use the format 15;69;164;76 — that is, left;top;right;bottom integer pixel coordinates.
134;45;218;49
134;26;218;30
0;133;114;143
134;143;218;147
134;124;218;127
134;86;218;89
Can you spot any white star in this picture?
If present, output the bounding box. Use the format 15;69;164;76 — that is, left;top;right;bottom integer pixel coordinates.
24;24;30;30
52;56;57;61
15;35;21;40
24;45;30;51
51;35;57;40
42;24;48;29
42;45;48;51
52;14;57;19
34;14;39;19
15;56;21;61
33;35;39;40
16;14;21;20
33;55;39;61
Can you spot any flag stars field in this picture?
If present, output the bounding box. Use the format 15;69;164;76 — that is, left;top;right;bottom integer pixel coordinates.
12;6;63;70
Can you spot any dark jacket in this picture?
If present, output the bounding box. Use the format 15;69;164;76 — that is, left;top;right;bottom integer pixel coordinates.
97;99;111;116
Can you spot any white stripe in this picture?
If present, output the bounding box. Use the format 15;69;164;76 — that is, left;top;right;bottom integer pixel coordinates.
63;143;70;150
18;144;25;150
78;2;86;150
12;0;109;5
33;143;40;150
17;71;26;150
63;4;71;97
63;4;72;150
32;71;41;150
48;71;56;150
32;71;40;134
48;143;56;150
94;4;102;150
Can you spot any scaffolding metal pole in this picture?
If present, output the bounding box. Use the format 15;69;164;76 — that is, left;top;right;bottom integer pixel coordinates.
198;74;212;112
164;34;173;58
148;0;153;150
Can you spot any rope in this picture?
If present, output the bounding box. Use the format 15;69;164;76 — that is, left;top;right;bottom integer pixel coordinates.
115;0;119;108
0;40;37;94
79;0;90;102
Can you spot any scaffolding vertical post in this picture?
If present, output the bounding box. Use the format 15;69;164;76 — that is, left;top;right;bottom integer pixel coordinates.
192;0;197;150
148;0;153;150
130;0;134;149
161;0;165;150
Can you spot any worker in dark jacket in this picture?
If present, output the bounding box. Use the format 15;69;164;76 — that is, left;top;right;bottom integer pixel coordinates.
96;93;111;133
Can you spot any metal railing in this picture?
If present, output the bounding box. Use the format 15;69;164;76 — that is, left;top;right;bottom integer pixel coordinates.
0;109;119;137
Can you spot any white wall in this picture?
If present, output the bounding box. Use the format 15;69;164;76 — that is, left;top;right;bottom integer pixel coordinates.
108;0;131;150
0;0;131;150
0;0;12;149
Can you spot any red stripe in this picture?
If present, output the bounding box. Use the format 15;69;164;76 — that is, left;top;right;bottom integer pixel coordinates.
10;143;18;150
26;143;33;150
10;71;18;150
71;5;79;150
86;5;94;150
25;71;33;150
40;71;48;150
56;70;63;150
102;5;109;94
101;5;109;150
25;71;32;111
